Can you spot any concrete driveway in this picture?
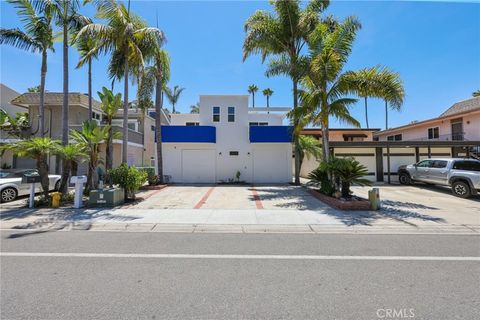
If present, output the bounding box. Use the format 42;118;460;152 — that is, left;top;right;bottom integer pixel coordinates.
130;184;327;211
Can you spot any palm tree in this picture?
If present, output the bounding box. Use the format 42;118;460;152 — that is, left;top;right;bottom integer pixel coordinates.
294;17;363;161
73;16;97;121
190;102;200;114
136;48;170;183
55;144;88;192
243;0;330;185
349;66;404;128
248;84;258;107
0;110;29;139
472;90;480;97
97;86;122;183
76;0;164;164
298;134;321;174
164;85;184;114
27;85;40;93
70;120;110;193
1;137;59;198
0;0;54;137
262;88;273;108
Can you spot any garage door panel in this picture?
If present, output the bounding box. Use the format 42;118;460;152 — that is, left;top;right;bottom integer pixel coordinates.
182;149;215;183
253;147;289;183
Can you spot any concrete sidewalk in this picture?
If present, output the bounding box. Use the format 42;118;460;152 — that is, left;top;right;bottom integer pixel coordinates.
1;207;478;234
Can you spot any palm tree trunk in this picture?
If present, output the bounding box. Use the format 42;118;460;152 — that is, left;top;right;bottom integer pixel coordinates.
385;99;388;130
122;46;129;164
321;120;330;162
155;73;164;184
37;156;49;199
364;96;369;129
252;92;255;108
106;124;113;185
293;80;301;185
39;49;47;137
88;59;92;121
267;96;269;108
61;22;69;145
59;160;71;193
172;103;175;114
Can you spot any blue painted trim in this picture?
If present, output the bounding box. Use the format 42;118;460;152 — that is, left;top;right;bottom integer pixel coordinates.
160;126;216;143
250;126;293;143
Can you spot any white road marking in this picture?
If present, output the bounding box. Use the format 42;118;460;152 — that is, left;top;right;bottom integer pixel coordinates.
1;252;479;261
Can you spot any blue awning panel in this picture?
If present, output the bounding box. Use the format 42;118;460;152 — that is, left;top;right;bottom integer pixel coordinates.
249;126;293;143
160;126;216;143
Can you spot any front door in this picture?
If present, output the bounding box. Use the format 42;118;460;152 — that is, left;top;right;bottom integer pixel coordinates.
451;120;464;141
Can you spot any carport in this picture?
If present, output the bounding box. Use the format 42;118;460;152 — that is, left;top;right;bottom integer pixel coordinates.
329;140;480;183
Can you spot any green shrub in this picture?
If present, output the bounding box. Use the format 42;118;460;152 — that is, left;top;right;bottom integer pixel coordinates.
109;163;148;199
308;167;335;196
139;167;157;185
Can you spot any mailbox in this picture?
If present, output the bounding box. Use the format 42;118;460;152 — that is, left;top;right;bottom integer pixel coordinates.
70;175;87;184
21;172;42;184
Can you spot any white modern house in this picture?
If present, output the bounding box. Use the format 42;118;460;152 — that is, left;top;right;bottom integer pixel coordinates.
160;95;292;183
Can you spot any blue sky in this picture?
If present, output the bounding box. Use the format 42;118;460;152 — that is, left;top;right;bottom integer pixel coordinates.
1;0;479;129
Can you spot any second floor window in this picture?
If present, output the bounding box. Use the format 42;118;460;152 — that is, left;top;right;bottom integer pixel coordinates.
387;134;402;141
228;107;235;122
428;127;439;139
213;106;220;122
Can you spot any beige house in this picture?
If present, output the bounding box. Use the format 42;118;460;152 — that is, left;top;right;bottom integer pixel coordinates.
2;91;169;174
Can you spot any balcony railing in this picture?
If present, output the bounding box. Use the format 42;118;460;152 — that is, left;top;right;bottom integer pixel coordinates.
410;132;466;142
69;124;144;145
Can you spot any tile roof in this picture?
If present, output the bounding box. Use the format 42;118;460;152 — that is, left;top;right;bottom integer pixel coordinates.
440;96;480;117
11;92;102;109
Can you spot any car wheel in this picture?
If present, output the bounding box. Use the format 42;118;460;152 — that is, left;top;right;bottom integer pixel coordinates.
55;180;61;191
398;172;411;185
1;187;18;203
452;181;471;198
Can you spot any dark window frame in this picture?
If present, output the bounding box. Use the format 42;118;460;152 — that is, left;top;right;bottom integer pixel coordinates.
213;106;220;122
428;127;439;140
228;107;235;122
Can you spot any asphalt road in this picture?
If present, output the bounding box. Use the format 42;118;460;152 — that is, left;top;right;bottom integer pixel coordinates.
1;231;479;320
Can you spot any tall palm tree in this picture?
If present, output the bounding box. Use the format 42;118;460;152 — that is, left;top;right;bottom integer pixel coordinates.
136;48;170;183
27;85;41;92
243;0;330;184
1;137;59;198
73;16;97;121
248;84;258;107
350;66;404;128
164;85;184;114
70;120;110;193
472;90;480;97
0;0;54;137
294;17;364;161
76;0;164;164
262;88;273;108
97;86;122;182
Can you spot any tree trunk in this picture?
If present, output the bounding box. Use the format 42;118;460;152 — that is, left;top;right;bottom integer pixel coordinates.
61;21;69;145
39;50;47;137
341;180;350;198
385;100;388;130
71;160;78;176
321;120;330;162
252;92;255;108
155;72;164;184
37;156;49;199
267;96;269;108
293;80;301;185
88;59;92;121
106;123;113;185
122;46;129;164
364;96;369;129
59;159;71;193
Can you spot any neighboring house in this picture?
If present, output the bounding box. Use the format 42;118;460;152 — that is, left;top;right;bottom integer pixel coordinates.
0;84;26;169
375;96;480;143
160;95;292;183
6;92;168;174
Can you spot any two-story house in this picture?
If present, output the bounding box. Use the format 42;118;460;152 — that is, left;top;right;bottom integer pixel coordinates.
160;95;292;183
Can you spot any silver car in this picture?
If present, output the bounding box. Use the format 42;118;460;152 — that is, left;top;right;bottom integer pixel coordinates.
0;169;61;202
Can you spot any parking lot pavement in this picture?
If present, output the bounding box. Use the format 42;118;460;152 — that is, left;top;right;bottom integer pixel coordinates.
255;185;330;210
132;185;212;209
351;184;480;226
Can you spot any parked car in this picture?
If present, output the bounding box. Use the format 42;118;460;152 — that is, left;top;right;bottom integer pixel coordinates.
0;169;61;202
398;158;480;198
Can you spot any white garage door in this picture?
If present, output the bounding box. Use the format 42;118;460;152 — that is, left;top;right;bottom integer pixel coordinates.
182;149;216;183
253;146;289;183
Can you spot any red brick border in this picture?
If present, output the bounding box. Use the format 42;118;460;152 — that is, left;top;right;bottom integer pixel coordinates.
308;189;371;211
251;186;264;210
121;185;168;209
194;186;215;209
